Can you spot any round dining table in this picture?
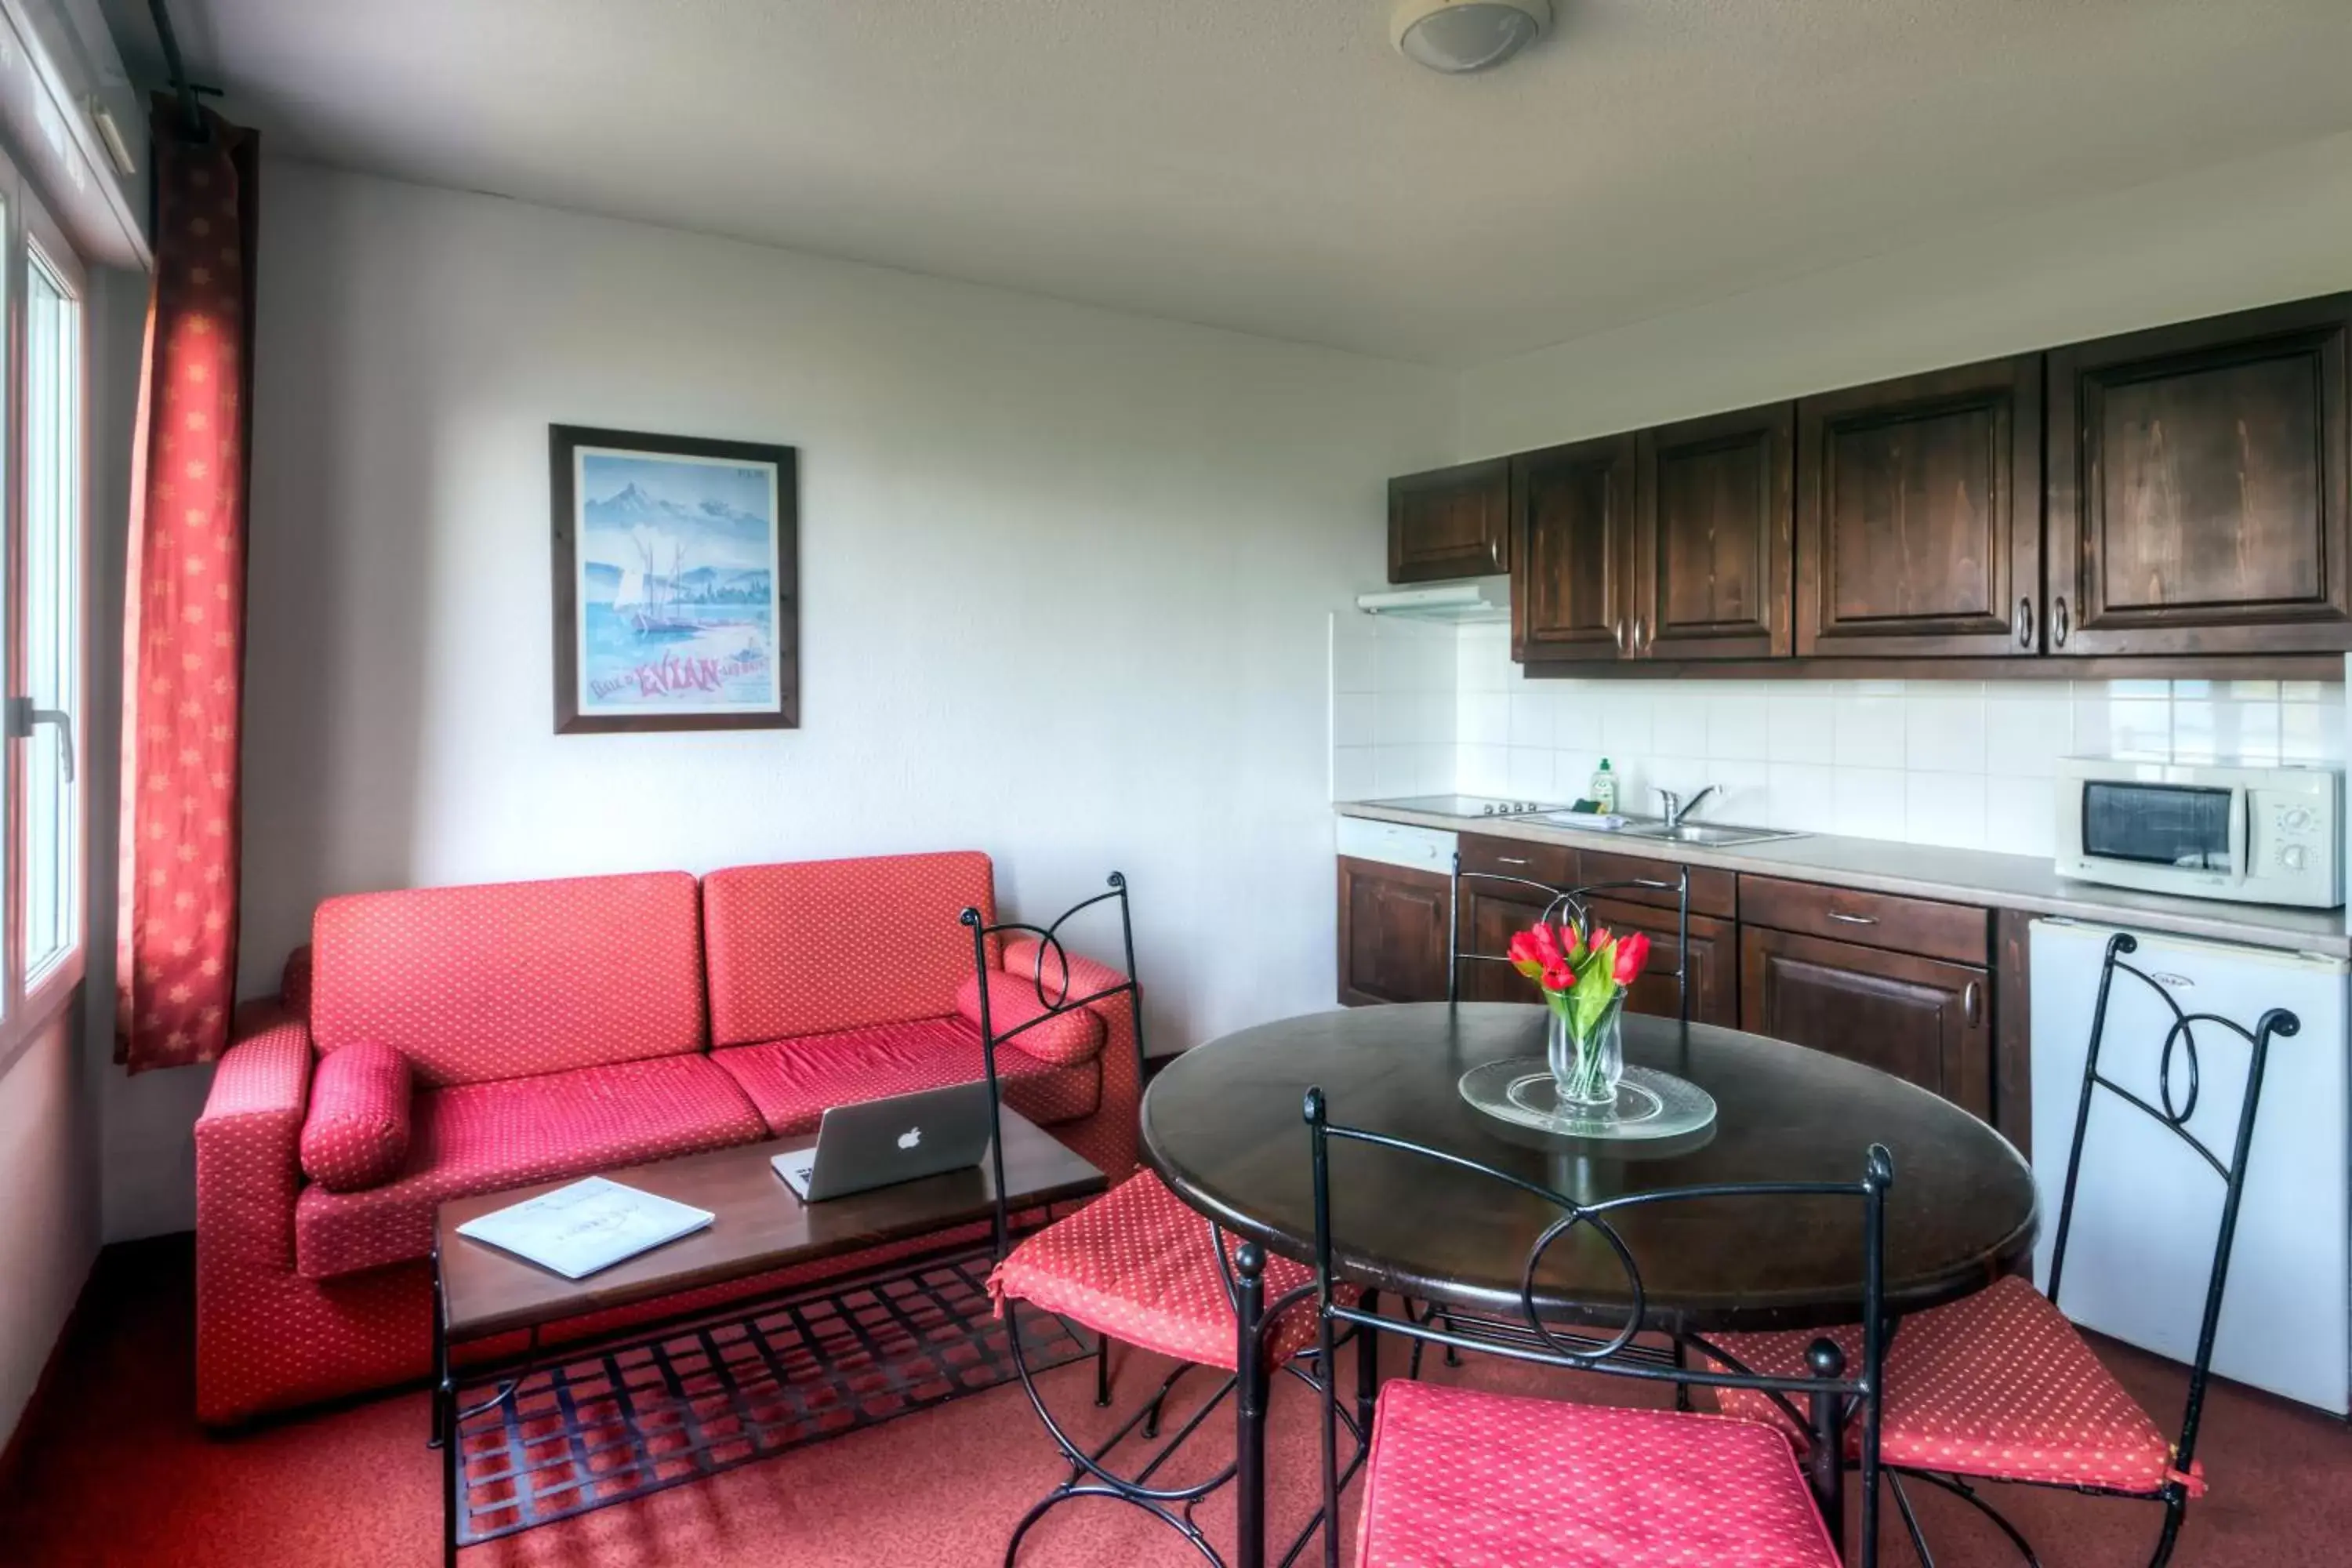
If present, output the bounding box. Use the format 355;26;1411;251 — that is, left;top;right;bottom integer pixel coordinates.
1138;1000;2039;1568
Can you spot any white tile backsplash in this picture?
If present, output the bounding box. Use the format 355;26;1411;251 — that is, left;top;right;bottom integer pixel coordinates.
1330;614;1459;801
1333;615;2347;855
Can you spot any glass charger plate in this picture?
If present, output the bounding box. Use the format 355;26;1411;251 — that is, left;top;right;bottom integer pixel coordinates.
1459;1059;1717;1142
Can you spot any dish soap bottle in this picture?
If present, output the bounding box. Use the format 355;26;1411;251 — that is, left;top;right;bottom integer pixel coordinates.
1589;757;1617;814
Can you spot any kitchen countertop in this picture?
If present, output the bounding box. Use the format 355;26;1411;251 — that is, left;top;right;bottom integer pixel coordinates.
1337;800;2352;959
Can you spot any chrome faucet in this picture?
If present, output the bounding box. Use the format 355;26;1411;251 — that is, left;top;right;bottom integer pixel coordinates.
1656;785;1718;828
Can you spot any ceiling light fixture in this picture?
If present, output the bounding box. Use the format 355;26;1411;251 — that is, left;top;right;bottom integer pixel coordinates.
1392;0;1552;74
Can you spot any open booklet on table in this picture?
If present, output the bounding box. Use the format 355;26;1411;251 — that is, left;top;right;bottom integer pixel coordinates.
453;1175;714;1279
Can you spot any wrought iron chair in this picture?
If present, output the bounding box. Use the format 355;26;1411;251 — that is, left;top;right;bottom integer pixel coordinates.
1703;931;2299;1568
1446;855;1692;1024
1425;858;1694;1375
1303;1087;1893;1567
965;875;1372;1566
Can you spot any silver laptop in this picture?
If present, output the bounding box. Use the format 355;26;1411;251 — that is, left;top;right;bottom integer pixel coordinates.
771;1080;996;1203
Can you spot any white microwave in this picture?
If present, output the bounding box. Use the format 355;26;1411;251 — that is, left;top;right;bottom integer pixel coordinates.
2056;758;2343;909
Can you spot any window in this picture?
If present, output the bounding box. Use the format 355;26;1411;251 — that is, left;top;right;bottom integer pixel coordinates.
22;244;80;982
0;168;88;1052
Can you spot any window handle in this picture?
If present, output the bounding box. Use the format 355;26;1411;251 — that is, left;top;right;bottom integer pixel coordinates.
5;696;73;785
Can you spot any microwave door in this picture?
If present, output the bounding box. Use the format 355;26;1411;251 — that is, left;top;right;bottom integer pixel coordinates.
2079;780;2239;875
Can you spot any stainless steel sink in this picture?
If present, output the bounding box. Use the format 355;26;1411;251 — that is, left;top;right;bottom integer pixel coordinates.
1615;821;1807;848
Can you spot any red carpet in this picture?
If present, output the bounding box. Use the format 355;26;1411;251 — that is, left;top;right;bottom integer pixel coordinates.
4;1240;2348;1566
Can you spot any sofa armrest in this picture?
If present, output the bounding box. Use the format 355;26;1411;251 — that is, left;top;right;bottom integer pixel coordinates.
195;1000;314;1271
1002;937;1144;1177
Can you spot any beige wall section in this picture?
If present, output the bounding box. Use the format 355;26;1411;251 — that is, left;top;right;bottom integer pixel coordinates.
1457;129;2352;457
0;1014;101;1447
58;158;1463;1240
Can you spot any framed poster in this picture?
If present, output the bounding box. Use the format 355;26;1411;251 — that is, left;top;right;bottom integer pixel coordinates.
550;424;799;734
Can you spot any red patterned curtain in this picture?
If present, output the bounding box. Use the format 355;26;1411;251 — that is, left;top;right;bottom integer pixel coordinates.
115;103;260;1072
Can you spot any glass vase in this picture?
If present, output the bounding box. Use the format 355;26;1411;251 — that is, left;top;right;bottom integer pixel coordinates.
1547;994;1625;1109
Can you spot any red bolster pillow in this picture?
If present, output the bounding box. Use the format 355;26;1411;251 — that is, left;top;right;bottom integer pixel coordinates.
956;968;1108;1069
299;1041;413;1192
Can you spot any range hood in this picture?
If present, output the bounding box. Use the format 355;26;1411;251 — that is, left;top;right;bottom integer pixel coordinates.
1353;576;1509;623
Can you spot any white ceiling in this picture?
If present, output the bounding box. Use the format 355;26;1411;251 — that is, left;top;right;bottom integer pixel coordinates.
103;0;2352;365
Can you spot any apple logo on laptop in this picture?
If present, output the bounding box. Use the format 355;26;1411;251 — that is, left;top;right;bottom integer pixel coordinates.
898;1127;923;1151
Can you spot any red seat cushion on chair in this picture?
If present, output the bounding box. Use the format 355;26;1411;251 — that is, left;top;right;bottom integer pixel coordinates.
299;1041;412;1192
1708;1274;2194;1495
295;1054;766;1279
710;1016;1098;1136
1356;1380;1839;1568
953;970;1105;1068
987;1171;1324;1370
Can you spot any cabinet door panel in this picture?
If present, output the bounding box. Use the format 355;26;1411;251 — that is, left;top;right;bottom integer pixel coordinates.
1337;857;1450;1006
1740;926;1990;1118
2048;296;2352;655
1457;884;1552;1004
1585;897;1735;1027
1796;356;2042;657
1512;434;1637;662
1637;404;1794;659
1389;459;1511;584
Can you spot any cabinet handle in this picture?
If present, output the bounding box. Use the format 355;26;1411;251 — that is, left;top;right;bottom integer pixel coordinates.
2015;597;2034;648
1497;856;1529;867
1963;979;1982;1026
1633;615;1649;654
2052;596;2070;648
1614;619;1630;655
1825;910;1877;926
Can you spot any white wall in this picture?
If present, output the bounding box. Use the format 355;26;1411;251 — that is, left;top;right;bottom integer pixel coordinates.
1457;128;2352;457
0;1015;100;1450
208;161;1451;1137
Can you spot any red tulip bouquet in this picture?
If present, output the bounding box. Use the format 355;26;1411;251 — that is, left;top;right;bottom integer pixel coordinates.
1507;920;1650;1107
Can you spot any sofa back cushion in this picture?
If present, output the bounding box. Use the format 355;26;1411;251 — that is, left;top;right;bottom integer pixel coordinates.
703;851;997;1047
310;871;706;1087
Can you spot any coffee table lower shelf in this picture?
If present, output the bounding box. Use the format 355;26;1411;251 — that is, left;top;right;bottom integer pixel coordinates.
441;1241;1094;1551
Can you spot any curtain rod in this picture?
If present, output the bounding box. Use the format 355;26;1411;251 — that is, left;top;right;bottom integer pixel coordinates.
145;0;207;140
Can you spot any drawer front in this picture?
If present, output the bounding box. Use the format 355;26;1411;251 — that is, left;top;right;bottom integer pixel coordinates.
1738;874;1989;967
1578;849;1737;920
1335;816;1457;876
1457;833;1576;891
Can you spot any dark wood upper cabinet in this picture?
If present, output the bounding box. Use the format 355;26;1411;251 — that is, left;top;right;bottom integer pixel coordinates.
1388;459;1511;583
1336;856;1451;1007
1511;433;1638;662
1635;403;1795;659
1795;355;2044;658
2047;294;2352;656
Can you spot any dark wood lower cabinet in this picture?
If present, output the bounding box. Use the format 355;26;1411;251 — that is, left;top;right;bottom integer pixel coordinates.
1454;884;1735;1026
1739;925;1991;1120
1337;856;1451;1006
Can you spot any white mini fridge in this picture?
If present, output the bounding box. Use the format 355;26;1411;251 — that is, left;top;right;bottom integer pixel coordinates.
2028;919;2349;1414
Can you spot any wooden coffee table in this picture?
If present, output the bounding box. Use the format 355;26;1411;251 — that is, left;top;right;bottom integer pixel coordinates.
430;1110;1108;1563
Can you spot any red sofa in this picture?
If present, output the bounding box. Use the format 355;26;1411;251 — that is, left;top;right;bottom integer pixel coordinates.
194;851;1141;1425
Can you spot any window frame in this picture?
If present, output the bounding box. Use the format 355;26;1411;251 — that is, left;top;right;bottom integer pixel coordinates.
0;151;89;1072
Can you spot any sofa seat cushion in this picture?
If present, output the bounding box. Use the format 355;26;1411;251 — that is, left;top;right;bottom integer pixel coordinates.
953;970;1107;1068
711;1015;1098;1138
299;1040;412;1192
295;1054;765;1280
